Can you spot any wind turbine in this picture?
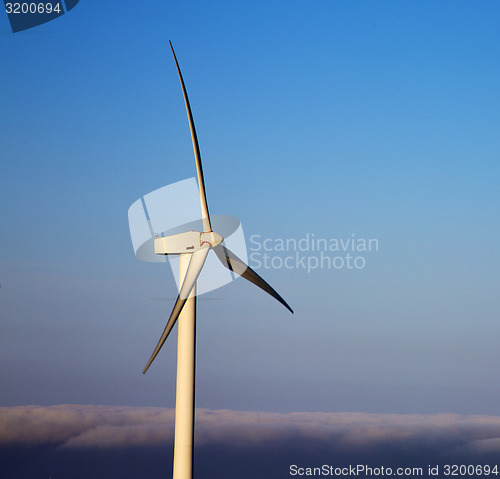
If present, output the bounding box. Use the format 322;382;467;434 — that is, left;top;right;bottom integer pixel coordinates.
141;41;293;479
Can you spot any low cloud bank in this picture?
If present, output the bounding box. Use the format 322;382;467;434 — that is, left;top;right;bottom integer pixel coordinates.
1;405;500;478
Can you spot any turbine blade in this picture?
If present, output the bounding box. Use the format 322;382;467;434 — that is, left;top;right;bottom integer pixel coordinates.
213;244;294;314
169;40;212;233
143;244;210;374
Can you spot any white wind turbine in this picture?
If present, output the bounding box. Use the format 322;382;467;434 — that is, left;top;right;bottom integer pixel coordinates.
141;42;293;479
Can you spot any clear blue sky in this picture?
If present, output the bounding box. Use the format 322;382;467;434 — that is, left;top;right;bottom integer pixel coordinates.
1;0;499;416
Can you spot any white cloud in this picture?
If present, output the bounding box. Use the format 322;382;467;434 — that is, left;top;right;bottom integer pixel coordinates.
2;404;500;456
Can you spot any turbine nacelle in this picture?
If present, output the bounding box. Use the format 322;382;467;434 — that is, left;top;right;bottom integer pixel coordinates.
154;230;223;255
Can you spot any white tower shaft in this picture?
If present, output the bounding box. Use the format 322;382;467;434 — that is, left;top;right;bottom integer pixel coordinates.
173;253;196;479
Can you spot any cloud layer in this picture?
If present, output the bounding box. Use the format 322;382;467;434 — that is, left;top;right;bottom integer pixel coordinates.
2;405;500;478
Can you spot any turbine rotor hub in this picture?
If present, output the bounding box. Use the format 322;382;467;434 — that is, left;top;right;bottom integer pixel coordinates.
200;231;223;248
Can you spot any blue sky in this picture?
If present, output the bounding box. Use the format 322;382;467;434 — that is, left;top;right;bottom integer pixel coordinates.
1;0;500;424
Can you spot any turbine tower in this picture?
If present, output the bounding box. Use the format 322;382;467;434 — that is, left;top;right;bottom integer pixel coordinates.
141;41;293;479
